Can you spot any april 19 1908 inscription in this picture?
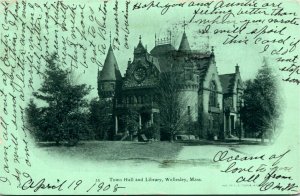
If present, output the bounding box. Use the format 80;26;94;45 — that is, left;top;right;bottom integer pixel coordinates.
0;0;299;194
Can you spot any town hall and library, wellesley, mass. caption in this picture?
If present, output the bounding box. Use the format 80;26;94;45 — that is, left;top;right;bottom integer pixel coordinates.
97;29;244;142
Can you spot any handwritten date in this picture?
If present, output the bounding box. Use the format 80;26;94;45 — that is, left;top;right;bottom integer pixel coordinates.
20;172;126;193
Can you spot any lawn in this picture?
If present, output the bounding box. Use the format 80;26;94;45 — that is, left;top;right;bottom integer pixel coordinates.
37;139;267;167
39;141;183;162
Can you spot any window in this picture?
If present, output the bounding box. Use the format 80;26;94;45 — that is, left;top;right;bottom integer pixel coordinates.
185;69;193;80
133;96;137;104
187;106;191;115
231;115;235;130
209;81;217;107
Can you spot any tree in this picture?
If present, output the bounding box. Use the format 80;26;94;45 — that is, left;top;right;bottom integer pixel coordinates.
157;66;189;142
143;124;160;140
241;59;281;143
25;53;92;146
26;99;45;141
119;108;139;141
89;98;113;140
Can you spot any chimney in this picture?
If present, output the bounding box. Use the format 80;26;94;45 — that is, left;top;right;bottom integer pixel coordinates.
235;64;240;73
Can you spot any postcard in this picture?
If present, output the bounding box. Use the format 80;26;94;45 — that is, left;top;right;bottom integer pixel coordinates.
0;0;299;194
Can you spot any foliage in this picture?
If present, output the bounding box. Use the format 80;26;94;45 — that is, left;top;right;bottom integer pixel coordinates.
241;59;281;142
25;53;92;146
143;124;160;140
157;66;189;142
26;99;45;141
119;108;139;136
186;116;199;138
88;98;113;140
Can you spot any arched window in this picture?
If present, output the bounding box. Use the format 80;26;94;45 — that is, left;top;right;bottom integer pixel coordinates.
237;79;243;110
209;81;217;107
133;96;137;104
187;106;191;115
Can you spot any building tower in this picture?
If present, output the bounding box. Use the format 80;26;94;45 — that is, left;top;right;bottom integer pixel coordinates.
176;31;199;136
98;45;122;100
98;44;122;139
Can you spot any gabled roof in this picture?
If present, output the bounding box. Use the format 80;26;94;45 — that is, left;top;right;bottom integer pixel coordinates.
99;45;122;81
131;37;161;72
219;73;236;94
178;32;191;51
134;37;147;54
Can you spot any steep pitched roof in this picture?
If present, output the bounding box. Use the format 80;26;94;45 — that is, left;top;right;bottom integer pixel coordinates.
134;37;147;54
131;37;161;72
150;44;176;56
178;32;191;51
99;45;122;81
150;44;176;72
136;41;145;51
219;73;236;94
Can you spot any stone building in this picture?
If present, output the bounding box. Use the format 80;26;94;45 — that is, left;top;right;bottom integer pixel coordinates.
220;66;244;139
98;31;244;140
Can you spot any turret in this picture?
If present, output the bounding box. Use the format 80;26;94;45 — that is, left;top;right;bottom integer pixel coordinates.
178;31;191;52
98;45;122;99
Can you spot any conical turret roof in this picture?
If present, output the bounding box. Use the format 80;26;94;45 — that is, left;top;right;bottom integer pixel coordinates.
99;45;122;81
178;32;191;51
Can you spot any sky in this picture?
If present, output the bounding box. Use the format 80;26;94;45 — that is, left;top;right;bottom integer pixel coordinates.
3;0;290;100
76;1;267;98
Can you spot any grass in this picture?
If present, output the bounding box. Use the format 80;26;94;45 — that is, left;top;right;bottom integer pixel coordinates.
40;141;183;162
38;139;267;164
